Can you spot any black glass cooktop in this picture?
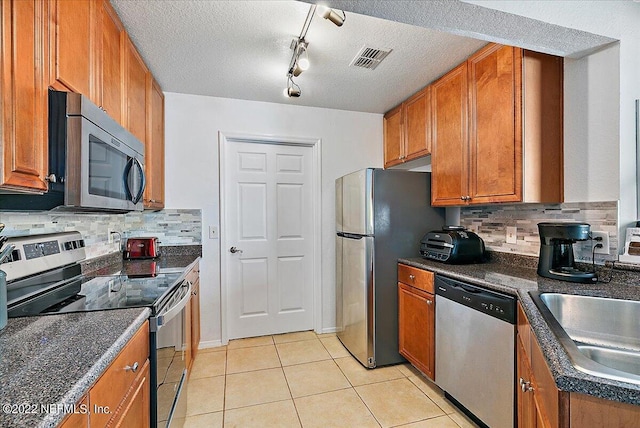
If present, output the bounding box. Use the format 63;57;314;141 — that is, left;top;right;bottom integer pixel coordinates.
7;270;183;318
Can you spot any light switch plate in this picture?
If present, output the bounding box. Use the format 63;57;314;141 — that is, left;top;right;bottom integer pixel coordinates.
209;226;218;240
506;226;517;244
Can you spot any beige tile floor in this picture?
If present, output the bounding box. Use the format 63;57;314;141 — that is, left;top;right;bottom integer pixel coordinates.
183;331;479;428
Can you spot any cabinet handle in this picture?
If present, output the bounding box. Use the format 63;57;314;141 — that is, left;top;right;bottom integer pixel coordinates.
409;274;415;281
426;300;433;305
125;362;139;373
192;290;198;296
519;377;534;393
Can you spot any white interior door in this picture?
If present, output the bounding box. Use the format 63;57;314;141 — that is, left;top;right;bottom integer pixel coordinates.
224;140;314;339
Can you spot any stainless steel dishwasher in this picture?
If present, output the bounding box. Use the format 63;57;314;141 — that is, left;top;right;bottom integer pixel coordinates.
435;275;516;428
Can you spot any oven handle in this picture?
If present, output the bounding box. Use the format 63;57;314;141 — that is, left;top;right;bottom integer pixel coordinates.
123;157;135;201
152;280;192;332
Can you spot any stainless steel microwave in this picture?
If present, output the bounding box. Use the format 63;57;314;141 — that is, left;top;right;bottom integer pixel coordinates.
1;90;145;211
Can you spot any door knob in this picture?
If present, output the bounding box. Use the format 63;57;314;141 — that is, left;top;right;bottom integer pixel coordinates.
229;246;243;254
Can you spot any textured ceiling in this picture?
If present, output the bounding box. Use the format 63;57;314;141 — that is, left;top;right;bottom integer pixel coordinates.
111;0;615;114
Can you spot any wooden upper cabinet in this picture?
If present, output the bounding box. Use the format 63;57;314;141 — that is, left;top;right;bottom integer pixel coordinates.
383;87;431;168
0;0;49;193
431;62;468;206
98;0;124;126
404;87;431;162
144;75;165;209
468;44;522;204
431;43;563;207
383;105;403;167
123;34;148;145
48;0;96;100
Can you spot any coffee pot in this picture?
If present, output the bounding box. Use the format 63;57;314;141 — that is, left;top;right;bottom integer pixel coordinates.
537;222;598;283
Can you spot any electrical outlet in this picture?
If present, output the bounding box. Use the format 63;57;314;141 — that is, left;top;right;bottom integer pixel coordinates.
506;226;517;244
209;225;218;240
592;231;610;255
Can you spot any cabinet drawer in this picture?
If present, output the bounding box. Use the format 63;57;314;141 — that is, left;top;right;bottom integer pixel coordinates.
90;321;149;427
398;264;434;293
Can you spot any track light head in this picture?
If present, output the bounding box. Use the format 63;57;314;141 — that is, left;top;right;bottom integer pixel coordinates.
286;86;301;97
317;5;345;27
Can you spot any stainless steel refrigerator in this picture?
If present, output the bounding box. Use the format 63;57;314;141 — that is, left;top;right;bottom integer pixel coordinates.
335;168;445;368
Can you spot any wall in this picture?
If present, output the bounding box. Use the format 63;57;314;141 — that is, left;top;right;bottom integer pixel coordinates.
459;201;618;263
0;209;201;259
164;93;383;345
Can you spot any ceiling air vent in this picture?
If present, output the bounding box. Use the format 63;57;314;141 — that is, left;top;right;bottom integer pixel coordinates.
349;46;392;70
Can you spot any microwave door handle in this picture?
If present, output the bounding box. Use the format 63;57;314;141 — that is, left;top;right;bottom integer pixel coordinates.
123;157;135;200
132;157;146;204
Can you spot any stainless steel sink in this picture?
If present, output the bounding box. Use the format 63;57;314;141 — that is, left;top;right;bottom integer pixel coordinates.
530;291;640;385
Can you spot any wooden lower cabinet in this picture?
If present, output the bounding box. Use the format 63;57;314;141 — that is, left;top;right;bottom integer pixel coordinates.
58;395;89;428
89;321;150;428
517;303;640;427
109;360;150;428
517;303;569;428
570;392;640;427
397;264;435;380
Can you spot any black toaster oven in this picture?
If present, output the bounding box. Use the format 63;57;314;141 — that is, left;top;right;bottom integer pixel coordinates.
420;226;485;264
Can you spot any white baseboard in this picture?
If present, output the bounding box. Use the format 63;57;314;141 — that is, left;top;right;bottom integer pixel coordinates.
197;339;224;349
318;327;338;334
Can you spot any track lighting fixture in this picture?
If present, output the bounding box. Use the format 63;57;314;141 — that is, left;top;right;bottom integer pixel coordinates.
284;75;301;98
283;4;345;99
317;5;346;27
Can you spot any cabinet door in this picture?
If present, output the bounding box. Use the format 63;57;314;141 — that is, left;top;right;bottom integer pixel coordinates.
398;282;435;380
144;75;165;209
404;87;431;161
431;62;468;206
517;337;537;428
383;104;403;168
110;360;150;428
123;34;148;144
99;0;124;126
0;0;49;192
468;44;523;204
58;396;89;428
191;278;201;362
48;0;96;99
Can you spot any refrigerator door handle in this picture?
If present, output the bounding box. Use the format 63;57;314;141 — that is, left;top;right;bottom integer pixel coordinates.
337;232;367;239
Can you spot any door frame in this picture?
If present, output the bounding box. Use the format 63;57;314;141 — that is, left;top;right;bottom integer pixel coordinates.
219;131;322;344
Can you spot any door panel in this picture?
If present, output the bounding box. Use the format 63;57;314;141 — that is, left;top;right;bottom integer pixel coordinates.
341;169;372;235
239;258;269;316
337;235;374;367
431;63;468;206
226;141;314;339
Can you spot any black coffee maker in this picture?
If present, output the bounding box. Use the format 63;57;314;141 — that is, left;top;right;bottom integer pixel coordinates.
537;222;598;283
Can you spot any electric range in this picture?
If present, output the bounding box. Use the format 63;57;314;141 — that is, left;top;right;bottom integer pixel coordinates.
1;232;194;427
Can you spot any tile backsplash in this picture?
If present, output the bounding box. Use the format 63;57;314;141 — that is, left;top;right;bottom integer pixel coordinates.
459;201;618;263
0;209;202;259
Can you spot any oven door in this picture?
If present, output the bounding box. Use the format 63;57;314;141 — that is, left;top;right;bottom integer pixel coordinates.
152;280;192;428
66;116;145;211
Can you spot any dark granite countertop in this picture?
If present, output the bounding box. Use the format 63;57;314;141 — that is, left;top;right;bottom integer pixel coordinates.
82;244;202;277
0;308;150;428
399;255;640;406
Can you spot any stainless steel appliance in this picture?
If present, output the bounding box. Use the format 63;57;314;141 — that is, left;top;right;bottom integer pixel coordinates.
435;275;516;428
335;168;445;368
537;222;598;283
420;226;485;263
2;232;195;427
2;90;145;212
